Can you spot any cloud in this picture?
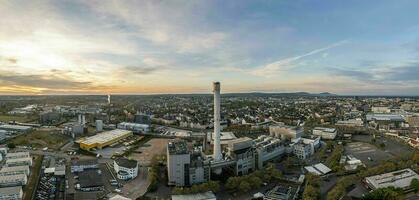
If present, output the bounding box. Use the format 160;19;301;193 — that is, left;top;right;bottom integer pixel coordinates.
123;66;162;75
249;40;348;77
330;62;419;85
0;73;91;89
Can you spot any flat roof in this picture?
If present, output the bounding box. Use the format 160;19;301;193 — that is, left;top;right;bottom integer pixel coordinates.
365;168;419;189
0;165;30;173
0;173;26;181
313;127;336;132
6;157;32;163
115;158;138;169
172;191;216;200
168;140;189;155
0;186;22;195
81;129;132;145
6;151;30;158
0;124;31;130
79;170;104;188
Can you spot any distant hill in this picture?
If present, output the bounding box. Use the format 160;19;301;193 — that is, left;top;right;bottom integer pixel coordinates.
222;92;338;97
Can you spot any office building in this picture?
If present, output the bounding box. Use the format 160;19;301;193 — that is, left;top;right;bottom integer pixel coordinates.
113;158;138;180
79;129;133;150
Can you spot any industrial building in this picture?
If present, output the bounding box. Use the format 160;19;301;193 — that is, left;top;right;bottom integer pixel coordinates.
71;159;98;173
0;130;6;142
0;166;30;177
6;157;33;167
6;152;30;160
77;170;104;192
0;124;32;133
0;186;23;200
79;129;133;150
117;122;150;133
254;135;285;169
364;168;419;190
113;158;138;180
226;137;256;176
167;140;210;186
0;174;27;187
366;113;405;130
312;127;337;140
134;113;151;125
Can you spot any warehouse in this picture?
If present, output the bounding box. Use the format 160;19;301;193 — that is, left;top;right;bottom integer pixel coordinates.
0;124;32;133
0;174;27;187
6;152;30;160
0;165;30;176
6;157;33;167
365;168;419;190
0;186;23;200
79;129;133;150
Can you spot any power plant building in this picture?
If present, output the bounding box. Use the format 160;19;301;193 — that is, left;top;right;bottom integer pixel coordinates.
167;140;210;187
79;129;133;150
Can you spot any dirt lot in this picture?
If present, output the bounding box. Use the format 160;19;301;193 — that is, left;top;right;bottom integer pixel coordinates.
130;138;168;166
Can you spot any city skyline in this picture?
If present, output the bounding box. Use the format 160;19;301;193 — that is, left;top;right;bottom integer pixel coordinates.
1;1;419;95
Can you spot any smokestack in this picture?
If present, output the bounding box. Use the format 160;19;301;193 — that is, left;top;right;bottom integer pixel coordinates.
213;82;222;161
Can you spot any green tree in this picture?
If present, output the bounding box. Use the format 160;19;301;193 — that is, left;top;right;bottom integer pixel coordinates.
225;177;240;191
361;187;403;200
249;176;263;188
303;185;319;200
7;143;15;149
411;178;419;193
239;181;251;193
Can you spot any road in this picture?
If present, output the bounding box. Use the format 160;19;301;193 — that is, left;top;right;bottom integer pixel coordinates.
122;166;150;199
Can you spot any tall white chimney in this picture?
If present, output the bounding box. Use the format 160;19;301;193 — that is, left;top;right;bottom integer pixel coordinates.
213;82;222;161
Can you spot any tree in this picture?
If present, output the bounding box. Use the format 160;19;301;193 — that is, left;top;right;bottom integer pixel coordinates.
411;178;419;193
7;143;15;149
249;176;263;188
361;187;403;200
303;185;319;200
239;181;251;193
225;177;240;191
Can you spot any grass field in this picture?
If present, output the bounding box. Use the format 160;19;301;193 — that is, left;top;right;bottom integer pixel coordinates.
0;114;37;123
23;155;43;200
9;130;71;150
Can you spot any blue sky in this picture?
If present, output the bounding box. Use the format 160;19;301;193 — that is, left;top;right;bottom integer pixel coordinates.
0;0;418;95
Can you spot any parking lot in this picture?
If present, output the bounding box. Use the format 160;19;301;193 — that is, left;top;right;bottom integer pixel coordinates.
345;142;393;167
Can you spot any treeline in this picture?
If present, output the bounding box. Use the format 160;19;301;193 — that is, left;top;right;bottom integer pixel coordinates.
302;174;320;200
327;152;419;200
148;154;166;192
225;163;281;194
172;181;220;194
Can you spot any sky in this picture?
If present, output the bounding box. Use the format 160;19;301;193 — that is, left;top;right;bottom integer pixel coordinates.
0;0;419;95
